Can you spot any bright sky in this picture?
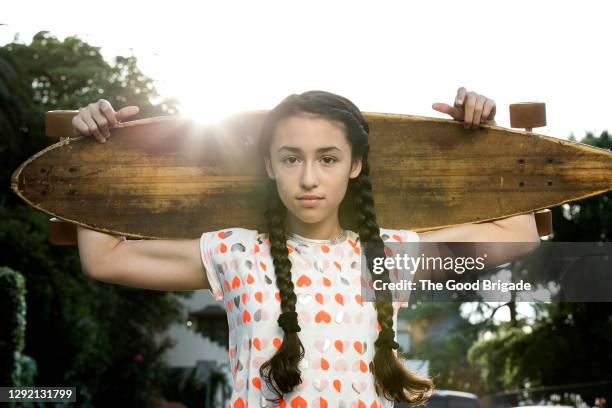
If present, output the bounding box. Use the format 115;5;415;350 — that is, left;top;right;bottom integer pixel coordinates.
2;0;610;140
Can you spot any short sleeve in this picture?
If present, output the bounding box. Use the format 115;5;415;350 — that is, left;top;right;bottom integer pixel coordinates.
199;227;259;301
397;229;420;243
200;230;224;301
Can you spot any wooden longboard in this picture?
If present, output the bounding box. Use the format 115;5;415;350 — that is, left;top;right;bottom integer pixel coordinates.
10;110;612;240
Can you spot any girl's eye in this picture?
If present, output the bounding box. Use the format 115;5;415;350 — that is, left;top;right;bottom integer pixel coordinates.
283;157;299;164
322;156;337;164
282;156;337;164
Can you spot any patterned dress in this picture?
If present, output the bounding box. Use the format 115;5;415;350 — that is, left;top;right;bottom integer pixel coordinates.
200;227;419;408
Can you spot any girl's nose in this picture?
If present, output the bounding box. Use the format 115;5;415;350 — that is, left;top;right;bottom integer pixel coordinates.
300;162;319;189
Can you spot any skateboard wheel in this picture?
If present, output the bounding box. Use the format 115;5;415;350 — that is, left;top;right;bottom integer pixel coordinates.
46;110;79;138
49;217;77;245
509;102;546;130
534;209;553;237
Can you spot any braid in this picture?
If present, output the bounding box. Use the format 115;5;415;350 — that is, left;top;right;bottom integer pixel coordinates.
353;147;434;404
259;180;305;404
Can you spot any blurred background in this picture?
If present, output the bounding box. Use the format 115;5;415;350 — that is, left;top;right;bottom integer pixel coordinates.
1;1;610;407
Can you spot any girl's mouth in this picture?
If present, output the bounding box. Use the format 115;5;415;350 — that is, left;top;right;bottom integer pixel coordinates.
297;198;323;207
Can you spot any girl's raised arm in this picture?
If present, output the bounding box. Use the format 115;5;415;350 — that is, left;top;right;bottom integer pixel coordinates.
77;226;210;292
72;99;211;291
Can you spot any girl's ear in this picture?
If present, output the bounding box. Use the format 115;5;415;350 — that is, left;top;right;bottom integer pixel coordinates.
264;156;276;179
349;158;362;179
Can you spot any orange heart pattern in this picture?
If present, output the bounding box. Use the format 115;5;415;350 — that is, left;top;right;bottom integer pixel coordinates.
199;227;418;406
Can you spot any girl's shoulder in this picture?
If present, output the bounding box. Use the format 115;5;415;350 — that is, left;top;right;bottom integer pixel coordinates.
378;227;420;243
200;227;262;246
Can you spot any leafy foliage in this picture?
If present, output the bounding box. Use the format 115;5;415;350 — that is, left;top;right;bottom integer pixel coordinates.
401;131;611;402
0;266;37;388
466;131;612;399
1;32;189;406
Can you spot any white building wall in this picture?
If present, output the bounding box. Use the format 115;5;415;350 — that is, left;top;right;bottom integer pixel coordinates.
162;290;228;367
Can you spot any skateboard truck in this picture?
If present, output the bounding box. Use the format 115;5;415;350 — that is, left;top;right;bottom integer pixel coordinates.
509;102;553;237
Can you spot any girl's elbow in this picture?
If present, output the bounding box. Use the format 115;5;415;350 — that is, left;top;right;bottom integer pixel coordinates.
80;264;104;281
79;257;111;281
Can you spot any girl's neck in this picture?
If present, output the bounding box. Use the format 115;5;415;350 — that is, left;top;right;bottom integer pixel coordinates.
288;229;347;246
285;216;344;241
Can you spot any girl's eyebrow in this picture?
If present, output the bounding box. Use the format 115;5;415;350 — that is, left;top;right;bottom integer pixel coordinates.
277;146;341;153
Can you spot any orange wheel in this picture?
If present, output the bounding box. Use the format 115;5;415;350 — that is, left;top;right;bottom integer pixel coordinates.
49;217;77;245
535;209;553;237
46;110;79;138
509;102;546;131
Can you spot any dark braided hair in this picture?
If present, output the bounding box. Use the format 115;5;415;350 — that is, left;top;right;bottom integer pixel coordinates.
257;90;434;405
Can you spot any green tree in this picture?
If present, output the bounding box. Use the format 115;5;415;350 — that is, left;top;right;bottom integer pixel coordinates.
401;131;611;402
1;31;188;407
401;302;488;395
467;131;612;402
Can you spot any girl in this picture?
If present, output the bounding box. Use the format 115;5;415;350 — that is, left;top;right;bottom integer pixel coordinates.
74;88;539;407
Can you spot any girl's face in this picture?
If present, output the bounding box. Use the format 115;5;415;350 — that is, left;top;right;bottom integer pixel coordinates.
264;113;362;227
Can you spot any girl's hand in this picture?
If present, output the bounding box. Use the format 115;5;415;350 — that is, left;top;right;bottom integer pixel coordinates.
71;99;140;143
432;87;496;129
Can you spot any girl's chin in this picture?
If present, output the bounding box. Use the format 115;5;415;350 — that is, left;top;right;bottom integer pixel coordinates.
295;215;323;224
291;210;328;224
